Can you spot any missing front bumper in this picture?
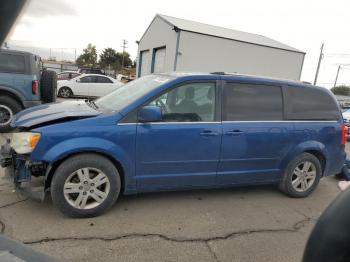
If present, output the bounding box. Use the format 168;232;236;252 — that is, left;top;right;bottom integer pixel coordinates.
2;168;46;201
1;144;46;202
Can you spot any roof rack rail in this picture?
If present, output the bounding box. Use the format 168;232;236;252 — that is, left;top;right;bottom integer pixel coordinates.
210;72;226;75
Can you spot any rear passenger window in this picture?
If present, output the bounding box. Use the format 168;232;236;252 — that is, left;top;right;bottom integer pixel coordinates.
0;53;25;74
285;87;339;120
97;76;113;83
223;83;283;121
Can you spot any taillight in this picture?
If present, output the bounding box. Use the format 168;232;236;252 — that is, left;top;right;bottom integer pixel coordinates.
342;125;348;145
32;80;38;95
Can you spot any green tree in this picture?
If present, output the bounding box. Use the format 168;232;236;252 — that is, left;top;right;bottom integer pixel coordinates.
116;52;132;68
99;48;132;71
331;85;350;96
76;43;98;67
99;48;119;69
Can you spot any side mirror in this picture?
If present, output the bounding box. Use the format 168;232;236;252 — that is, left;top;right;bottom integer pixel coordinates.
139;106;162;123
76;79;80;82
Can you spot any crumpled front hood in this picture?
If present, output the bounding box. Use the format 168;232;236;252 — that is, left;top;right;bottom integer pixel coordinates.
12;100;101;128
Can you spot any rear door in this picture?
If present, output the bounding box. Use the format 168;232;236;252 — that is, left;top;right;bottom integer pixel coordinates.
218;81;294;185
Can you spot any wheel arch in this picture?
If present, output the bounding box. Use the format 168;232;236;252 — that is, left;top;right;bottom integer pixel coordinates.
280;141;329;177
45;151;126;194
0;88;24;108
58;86;73;95
304;150;326;175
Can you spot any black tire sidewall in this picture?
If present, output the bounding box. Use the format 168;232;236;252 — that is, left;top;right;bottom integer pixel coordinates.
280;153;322;198
58;87;72;98
51;154;121;218
0;96;22;132
41;70;57;103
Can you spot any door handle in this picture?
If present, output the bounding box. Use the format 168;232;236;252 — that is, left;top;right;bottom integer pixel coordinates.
226;130;244;136
200;130;219;136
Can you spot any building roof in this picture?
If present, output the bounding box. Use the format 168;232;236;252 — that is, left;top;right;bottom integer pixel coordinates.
156;14;304;54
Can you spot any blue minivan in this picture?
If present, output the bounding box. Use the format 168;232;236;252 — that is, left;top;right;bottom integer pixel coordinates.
0;73;347;217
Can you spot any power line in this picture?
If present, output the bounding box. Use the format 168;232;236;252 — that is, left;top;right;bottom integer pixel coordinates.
325;53;350;57
318;83;350;85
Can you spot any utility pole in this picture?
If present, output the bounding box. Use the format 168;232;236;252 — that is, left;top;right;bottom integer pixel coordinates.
334;65;341;87
121;39;128;70
313;43;324;85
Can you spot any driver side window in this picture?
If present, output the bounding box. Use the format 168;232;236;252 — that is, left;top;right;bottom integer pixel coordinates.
80;76;95;83
147;82;216;122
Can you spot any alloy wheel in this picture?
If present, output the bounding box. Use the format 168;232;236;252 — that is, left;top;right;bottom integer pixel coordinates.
63;167;111;209
60;88;71;98
291;161;317;192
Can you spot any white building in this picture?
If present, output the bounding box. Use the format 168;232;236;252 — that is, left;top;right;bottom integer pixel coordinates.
136;14;305;80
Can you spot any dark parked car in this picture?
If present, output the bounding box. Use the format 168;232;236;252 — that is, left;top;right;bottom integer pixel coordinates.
78;68;104;75
0;72;346;217
0;49;57;131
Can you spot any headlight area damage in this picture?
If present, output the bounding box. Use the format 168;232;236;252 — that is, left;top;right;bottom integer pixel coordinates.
1;134;48;201
0;101;102;202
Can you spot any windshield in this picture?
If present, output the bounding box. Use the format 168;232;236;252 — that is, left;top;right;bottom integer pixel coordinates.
95;74;173;112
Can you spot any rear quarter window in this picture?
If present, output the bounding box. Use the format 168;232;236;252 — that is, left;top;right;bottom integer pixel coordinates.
285;86;339;120
0;53;25;74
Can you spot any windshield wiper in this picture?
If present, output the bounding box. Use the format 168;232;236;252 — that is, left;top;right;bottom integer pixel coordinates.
85;99;99;110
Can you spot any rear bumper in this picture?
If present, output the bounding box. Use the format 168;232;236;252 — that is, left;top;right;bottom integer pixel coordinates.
0;144;46;201
324;148;347;177
22;100;42;108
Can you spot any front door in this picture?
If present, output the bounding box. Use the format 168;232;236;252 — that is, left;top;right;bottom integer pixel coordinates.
135;81;222;191
76;75;96;96
218;81;293;185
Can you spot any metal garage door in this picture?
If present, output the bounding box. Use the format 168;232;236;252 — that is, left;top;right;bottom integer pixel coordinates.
153;47;166;73
139;50;150;77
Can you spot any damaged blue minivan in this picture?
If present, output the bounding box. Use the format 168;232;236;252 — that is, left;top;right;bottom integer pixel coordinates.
0;73;347;217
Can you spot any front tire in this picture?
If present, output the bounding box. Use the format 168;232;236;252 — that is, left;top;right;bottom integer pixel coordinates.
279;153;322;198
58;87;73;98
51;154;121;218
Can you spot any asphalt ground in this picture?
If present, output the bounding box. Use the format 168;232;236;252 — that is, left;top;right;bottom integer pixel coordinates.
0;134;348;262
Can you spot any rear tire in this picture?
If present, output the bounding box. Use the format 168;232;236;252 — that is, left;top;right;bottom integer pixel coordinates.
51;154;121;218
0;96;22;133
279;153;322;198
41;70;57;103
